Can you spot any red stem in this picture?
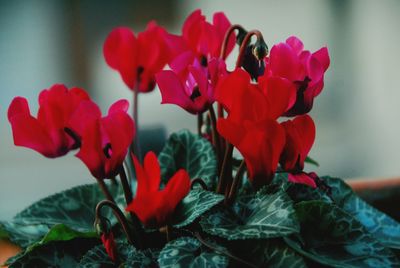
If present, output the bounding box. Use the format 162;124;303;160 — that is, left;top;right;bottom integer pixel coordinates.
220;24;245;60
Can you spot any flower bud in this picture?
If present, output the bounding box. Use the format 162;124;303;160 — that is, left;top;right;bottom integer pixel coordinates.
252;38;269;61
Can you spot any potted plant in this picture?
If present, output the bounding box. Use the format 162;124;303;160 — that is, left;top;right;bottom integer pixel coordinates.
1;9;399;267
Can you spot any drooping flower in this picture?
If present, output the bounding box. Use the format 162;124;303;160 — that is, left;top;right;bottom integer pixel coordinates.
103;21;170;92
217;118;286;189
215;68;296;122
156;51;227;114
126;151;190;227
279;114;316;172
180;9;235;60
70;99;135;180
7;84;90;158
265;36;330;116
101;231;117;261
215;69;294;187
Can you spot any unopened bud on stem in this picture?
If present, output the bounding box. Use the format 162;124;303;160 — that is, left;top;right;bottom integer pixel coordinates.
252;38;268;61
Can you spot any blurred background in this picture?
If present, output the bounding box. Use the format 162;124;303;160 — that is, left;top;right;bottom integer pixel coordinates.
1;0;400;219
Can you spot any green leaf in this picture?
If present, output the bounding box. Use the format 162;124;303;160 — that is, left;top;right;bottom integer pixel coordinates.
6;224;97;266
0;221;50;248
304;156;319;167
286;183;332;204
247;239;307;268
158;237;229;268
270;172;290;191
173;189;224;228
158;129;217;190
200;189;299;240
78;244;115;268
285;200;400;268
26;224;96;253
0;225;8;238
7;237;98;267
78;242;158;268
13;182;124;232
324;176;400;249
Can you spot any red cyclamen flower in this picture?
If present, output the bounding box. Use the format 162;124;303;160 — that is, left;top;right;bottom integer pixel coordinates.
279;114;316;172
181;9;235;60
215;69;296;123
217;119;286;189
8;84;90;158
156;51;227;114
104;21;170;92
126;151;190;227
280;115;316;188
215;69;293;188
69;99;135;180
265;36;330;116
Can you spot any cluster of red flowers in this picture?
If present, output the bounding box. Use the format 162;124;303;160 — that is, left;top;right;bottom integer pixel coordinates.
8;84;134;180
216;34;330;188
7;10;330;232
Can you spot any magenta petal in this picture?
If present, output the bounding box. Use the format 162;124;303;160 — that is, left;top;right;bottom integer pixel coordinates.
68;100;101;138
313;47;330;71
270;43;300;80
188;65;208;98
288;173;317;188
304;53;324;87
7;97;30;121
9;114;59;157
103;27;138;89
8;98;57;157
76;119;105;179
169;51;195;74
286;36;304;55
213;12;234;56
108;99;130;114
102;112;134;177
156;70;193;111
163;33;188;61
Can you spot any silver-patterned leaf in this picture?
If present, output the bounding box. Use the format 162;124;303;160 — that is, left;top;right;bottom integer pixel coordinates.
324;176;400;249
285;200;400;268
200;189;299;240
78;242;158;268
247;239;307;268
158;237;229;268
158;130;217;190
13;183;124;232
173;189;224;228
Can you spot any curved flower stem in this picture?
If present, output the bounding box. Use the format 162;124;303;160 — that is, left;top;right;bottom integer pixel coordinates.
119;166;133;206
208;106;222;172
226;161;246;205
216;143;233;194
235;30;264;69
95;200;139;247
191;178;208;191
132;87;142;161
96;178;115;204
220;24;246;60
218;24;246;120
194;232;257;268
197;113;203;136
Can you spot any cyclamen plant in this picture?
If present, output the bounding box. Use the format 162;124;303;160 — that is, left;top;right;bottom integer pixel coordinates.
2;9;400;268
